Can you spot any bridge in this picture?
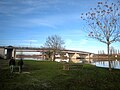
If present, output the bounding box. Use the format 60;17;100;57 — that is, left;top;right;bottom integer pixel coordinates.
0;46;94;63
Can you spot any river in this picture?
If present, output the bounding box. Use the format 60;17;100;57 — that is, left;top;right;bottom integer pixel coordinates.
91;60;120;69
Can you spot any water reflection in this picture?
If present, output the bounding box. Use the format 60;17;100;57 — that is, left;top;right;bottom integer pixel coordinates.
16;58;43;61
92;60;120;69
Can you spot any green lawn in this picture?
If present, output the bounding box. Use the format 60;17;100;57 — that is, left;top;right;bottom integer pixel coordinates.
1;59;120;90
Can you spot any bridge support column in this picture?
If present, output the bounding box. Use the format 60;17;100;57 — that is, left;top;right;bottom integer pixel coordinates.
13;48;16;59
3;48;5;59
5;46;16;59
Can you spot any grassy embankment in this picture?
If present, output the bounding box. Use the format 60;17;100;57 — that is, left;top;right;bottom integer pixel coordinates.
0;59;120;90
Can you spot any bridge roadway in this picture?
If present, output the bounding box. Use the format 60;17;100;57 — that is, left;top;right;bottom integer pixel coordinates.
0;46;92;54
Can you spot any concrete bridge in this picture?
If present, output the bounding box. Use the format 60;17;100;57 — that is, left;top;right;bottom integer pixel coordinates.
0;46;94;63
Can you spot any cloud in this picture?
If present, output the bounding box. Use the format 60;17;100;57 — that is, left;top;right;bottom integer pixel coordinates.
0;39;38;45
28;19;57;29
0;0;118;16
0;39;43;47
80;39;88;45
0;0;88;29
65;39;88;50
65;39;88;46
0;0;87;16
26;13;80;28
65;39;72;46
0;0;57;15
23;40;38;43
0;0;37;15
0;12;80;29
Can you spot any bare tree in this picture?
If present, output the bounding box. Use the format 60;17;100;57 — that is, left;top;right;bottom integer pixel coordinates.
81;1;120;70
44;35;65;61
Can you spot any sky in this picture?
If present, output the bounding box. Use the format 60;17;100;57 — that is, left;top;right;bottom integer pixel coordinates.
0;0;119;54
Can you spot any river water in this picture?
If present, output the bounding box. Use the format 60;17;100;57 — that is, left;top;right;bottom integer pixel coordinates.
91;60;120;69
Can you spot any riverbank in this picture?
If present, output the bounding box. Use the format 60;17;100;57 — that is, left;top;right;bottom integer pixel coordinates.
1;59;120;90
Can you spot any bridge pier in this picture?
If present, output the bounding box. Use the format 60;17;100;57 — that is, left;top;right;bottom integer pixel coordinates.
5;46;16;59
0;47;5;59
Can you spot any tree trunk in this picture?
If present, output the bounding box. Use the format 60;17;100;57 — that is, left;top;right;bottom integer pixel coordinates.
52;50;56;61
53;54;55;61
107;43;112;71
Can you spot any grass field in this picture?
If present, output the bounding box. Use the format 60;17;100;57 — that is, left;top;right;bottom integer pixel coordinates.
1;59;120;90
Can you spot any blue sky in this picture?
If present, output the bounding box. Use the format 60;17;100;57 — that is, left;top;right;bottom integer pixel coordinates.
0;0;119;53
